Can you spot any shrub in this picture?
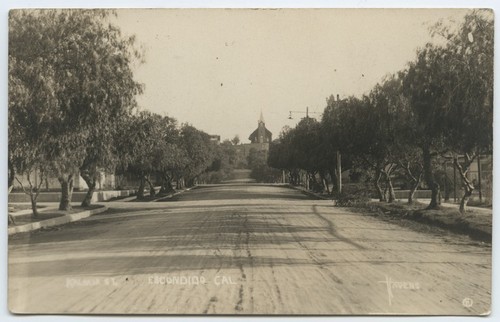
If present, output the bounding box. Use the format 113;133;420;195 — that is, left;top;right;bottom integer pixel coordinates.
334;189;371;207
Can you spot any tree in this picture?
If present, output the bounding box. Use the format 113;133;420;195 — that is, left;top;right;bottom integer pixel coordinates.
9;9;144;210
268;126;300;185
364;74;421;203
403;9;493;212
119;111;163;199
231;135;240;146
207;140;238;182
288;118;328;191
9;12;66;216
403;44;450;209
154;117;188;194
320;96;343;194
248;148;281;183
179;125;216;187
328;95;394;201
432;10;493;213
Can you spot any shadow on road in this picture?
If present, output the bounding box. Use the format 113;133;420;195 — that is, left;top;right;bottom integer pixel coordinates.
312;205;366;250
161;184;315;202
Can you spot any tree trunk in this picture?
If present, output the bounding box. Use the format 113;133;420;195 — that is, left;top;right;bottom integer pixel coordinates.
408;175;421;205
454;154;476;215
386;175;396;203
375;170;386;202
295;171;300;186
459;187;473;214
408;186;416;205
160;174;175;194
159;177;168;194
58;174;74;211
159;176;166;194
422;146;441;209
328;168;338;193
308;172;318;192
320;171;330;194
146;177;156;197
166;180;174;193
30;193;39;218
137;176;146;200
8;160;15;193
80;172;96;207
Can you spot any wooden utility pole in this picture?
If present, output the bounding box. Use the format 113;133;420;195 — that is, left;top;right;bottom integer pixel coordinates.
453;164;457;202
443;161;448;201
336;151;342;194
477;154;482;202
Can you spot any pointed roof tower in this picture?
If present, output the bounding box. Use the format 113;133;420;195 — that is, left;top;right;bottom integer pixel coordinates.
249;110;272;143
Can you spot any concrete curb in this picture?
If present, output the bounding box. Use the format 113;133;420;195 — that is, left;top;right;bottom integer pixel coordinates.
286;184;333;201
154;186;196;202
9;208;47;217
8;206;108;235
116;186;163;202
118;195;140;202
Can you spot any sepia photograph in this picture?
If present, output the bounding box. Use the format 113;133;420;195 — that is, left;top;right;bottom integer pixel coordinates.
6;6;493;316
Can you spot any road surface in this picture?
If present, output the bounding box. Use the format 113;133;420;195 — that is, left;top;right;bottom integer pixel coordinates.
9;184;491;314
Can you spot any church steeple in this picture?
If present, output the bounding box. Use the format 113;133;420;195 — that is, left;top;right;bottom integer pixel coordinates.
249;110;272;144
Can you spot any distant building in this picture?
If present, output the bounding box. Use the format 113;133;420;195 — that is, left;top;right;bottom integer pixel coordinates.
233;111;273;168
209;134;221;145
248;111;272;143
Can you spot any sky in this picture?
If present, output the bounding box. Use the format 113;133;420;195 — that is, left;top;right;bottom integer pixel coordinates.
114;9;469;142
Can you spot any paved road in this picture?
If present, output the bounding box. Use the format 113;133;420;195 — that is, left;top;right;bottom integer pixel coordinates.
9;184;491;314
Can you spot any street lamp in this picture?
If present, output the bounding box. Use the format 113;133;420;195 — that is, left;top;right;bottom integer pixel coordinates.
288;107;320;120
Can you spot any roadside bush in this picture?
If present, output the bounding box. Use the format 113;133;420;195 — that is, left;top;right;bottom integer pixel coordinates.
250;166;281;183
334;190;371;207
198;171;225;184
341;182;379;198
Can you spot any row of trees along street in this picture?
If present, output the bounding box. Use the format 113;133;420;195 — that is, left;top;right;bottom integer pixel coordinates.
268;10;493;214
8;10;231;217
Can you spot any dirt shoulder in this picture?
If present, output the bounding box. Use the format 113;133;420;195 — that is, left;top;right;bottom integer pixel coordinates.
351;201;492;243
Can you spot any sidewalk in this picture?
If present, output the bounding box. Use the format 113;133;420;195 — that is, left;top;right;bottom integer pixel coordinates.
8;203;108;235
421;199;492;214
8;184;200;235
373;198;492;215
8;202;73;218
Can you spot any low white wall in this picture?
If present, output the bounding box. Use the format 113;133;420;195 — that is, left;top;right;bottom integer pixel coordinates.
9;189;136;203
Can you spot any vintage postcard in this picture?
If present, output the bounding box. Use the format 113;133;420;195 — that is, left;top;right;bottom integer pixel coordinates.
8;8;492;315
